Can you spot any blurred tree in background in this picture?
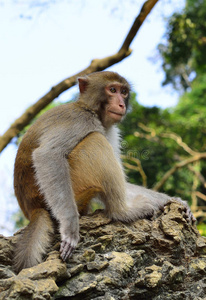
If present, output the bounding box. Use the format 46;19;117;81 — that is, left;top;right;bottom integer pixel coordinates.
158;0;206;91
121;0;206;234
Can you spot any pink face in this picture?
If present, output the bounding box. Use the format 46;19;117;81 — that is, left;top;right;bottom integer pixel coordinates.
104;82;128;126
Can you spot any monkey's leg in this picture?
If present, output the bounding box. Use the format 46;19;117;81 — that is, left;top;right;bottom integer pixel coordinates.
68;132;129;220
14;143;47;220
126;182;196;223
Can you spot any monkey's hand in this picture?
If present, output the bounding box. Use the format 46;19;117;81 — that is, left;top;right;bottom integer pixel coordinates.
59;220;80;261
173;197;196;224
60;237;79;261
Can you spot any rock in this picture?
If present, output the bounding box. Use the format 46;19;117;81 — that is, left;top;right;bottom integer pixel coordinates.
0;202;206;299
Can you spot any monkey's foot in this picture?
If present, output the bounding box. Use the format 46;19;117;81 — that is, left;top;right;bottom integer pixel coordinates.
166;197;197;225
183;205;196;224
173;198;196;224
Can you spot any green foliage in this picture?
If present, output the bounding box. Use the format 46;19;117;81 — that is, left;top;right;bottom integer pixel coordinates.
121;86;206;206
171;74;206;151
130;0;206;216
120;94;177;190
12;210;29;229
158;0;206;90
197;223;206;237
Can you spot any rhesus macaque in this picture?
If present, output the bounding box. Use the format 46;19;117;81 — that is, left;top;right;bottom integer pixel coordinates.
13;71;195;273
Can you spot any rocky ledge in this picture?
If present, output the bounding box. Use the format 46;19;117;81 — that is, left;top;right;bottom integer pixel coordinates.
0;201;206;300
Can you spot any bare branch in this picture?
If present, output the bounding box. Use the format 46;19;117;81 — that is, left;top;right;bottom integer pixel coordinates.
0;0;159;153
190;164;199;212
195;191;206;202
134;123;206;199
191;190;198;212
188;165;206;188
136;123;199;156
119;0;159;53
0;51;130;153
193;210;206;219
153;153;206;191
160;132;198;156
121;154;147;187
137;123;157;137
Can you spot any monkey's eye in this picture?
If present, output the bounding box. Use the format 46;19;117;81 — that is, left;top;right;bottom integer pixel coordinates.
110;87;116;93
121;89;127;95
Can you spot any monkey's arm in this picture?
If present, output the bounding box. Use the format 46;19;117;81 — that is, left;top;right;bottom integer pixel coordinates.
32;143;79;261
69;132;128;220
126;182;196;224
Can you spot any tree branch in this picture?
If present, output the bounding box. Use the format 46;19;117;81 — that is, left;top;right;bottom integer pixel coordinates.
134;123;206;204
188;165;206;188
153;153;206;191
136;123;199;156
195;191;206;202
0;0;159;153
193;210;206;219
121;154;147;187
119;0;159;54
160;132;198;156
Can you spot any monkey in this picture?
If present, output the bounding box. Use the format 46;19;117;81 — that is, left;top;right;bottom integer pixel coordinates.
13;71;195;273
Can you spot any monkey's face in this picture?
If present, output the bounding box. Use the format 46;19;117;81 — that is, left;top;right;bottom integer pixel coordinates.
78;71;130;128
102;82;128;127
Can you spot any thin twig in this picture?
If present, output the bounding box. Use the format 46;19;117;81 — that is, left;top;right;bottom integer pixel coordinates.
137;123;199;156
153;153;206;191
188;165;206;188
195;191;206;202
121;154;147;187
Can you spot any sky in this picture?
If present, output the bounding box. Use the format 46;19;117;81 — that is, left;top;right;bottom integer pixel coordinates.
0;0;185;235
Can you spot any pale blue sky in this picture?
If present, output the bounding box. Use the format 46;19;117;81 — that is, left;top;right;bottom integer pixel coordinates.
0;0;185;235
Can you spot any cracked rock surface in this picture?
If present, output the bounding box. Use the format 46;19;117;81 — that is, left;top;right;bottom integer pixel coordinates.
0;201;206;300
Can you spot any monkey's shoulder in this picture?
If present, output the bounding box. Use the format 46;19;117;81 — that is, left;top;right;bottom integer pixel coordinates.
20;102;105;151
23;102;99;136
34;102;98;127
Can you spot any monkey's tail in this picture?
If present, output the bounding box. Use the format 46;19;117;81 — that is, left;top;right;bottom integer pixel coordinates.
13;208;54;273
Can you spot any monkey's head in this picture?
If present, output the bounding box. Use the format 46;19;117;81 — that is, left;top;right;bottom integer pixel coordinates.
77;71;131;128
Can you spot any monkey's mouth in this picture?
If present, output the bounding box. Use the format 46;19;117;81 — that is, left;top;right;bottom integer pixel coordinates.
109;111;124;117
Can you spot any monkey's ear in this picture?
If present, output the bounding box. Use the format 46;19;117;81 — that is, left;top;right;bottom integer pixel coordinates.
78;77;89;94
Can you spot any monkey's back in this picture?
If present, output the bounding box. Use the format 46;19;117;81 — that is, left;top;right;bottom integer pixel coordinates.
14;102;105;220
14;123;45;219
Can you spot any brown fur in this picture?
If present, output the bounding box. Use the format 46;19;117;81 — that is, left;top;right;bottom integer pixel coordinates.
14;131;126;273
13;71;130;272
14;208;54;272
69;132;126;217
13;71;195;273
